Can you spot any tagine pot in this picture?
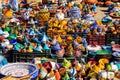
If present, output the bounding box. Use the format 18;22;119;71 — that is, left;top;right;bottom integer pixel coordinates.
112;0;119;2
36;9;50;26
112;52;120;61
105;1;112;7
87;0;98;4
97;2;104;7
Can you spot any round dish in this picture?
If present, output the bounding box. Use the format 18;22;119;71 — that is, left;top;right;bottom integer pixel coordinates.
0;63;38;79
87;45;102;52
96;50;111;55
112;44;120;52
110;13;120;18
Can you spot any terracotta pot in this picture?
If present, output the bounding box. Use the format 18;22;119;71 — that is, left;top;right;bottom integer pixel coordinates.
97;2;104;7
87;0;98;4
112;0;119;2
106;0;111;2
105;1;112;7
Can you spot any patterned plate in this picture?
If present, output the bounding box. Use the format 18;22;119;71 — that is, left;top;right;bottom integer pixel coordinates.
113;52;120;57
0;63;37;78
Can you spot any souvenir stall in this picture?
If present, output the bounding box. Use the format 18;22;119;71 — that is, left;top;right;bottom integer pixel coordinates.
0;0;120;80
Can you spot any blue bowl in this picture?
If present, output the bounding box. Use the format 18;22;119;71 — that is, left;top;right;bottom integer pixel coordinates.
0;63;38;80
102;46;112;51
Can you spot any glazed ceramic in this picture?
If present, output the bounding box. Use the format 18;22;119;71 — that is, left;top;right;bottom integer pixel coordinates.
113;52;120;57
87;45;102;52
96;50;111;55
87;0;98;4
0;63;38;80
112;44;120;52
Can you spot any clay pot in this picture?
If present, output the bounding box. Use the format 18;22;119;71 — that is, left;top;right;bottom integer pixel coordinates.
87;0;98;4
112;0;119;2
105;1;112;7
97;2;104;7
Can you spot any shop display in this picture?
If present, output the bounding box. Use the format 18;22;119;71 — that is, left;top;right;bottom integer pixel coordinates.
0;0;120;79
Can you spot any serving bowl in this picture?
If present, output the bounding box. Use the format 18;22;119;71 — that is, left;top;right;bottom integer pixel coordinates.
0;63;38;80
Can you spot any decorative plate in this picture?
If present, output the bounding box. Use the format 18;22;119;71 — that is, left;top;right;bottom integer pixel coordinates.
112;44;120;52
0;63;38;78
87;45;102;52
113;52;120;57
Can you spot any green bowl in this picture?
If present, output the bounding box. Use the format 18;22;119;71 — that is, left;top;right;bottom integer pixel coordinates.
96;50;111;55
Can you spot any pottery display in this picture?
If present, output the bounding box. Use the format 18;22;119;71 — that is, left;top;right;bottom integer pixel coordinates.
1;0;120;80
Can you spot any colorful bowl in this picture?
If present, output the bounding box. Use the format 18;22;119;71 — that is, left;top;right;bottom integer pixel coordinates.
0;63;38;80
113;52;120;61
112;44;120;52
113;52;120;57
96;50;111;55
87;45;102;52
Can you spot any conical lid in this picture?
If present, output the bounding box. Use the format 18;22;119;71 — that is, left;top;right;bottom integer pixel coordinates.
51;42;61;51
62;72;70;80
4;26;10;32
9;34;16;40
43;43;50;50
2;32;9;38
29;30;36;36
34;44;43;52
63;58;71;69
57;35;62;43
10;39;17;44
0;28;3;34
73;40;82;49
14;45;20;51
24;36;29;44
41;33;49;42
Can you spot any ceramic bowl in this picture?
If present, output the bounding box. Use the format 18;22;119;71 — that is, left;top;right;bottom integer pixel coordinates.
0;63;38;80
113;52;120;57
